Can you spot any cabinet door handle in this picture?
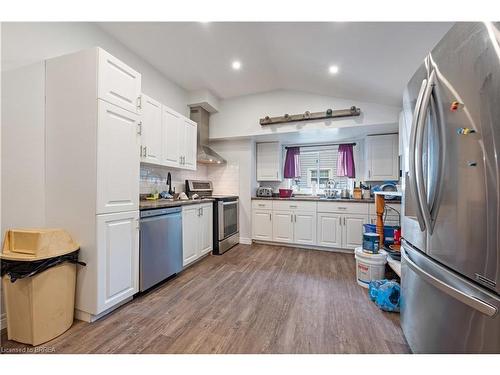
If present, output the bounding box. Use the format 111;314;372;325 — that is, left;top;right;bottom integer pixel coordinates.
368;170;371;178
290;214;293;223
137;96;142;110
137;121;142;135
344;217;346;226
269;213;272;221
143;146;147;157
140;145;143;157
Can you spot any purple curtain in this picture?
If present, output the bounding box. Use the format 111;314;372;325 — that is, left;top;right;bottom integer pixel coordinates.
337;144;356;178
284;147;301;179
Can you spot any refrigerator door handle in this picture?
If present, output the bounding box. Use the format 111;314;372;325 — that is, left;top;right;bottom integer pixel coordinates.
409;78;428;231
415;69;436;233
402;247;498;317
427;74;446;232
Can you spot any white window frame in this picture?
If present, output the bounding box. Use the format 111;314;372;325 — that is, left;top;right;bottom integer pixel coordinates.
306;168;333;188
286;146;350;194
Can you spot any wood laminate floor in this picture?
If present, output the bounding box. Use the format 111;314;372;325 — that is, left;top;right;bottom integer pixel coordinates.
0;244;410;354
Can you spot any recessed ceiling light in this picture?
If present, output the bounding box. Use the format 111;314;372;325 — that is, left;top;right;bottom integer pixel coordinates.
232;60;242;70
329;65;339;74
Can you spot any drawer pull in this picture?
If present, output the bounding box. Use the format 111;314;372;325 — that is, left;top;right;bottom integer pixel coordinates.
258;204;265;207
338;207;347;210
290;205;298;208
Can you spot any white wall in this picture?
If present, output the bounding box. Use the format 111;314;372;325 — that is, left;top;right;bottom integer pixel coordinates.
208;139;257;244
2;23;189;115
209;89;400;140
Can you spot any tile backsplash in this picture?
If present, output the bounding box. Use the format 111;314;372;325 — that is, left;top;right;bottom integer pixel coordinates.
207;161;239;195
140;163;208;195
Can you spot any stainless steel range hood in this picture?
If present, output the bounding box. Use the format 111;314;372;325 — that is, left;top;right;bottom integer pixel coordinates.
190;106;226;165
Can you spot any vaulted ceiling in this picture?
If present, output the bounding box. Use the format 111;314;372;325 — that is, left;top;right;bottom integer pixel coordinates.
99;22;452;106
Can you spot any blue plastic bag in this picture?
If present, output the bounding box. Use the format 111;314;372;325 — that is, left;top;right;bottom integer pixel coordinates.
368;279;401;312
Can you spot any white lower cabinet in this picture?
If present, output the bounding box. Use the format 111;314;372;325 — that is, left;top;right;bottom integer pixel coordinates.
252;199;399;251
182;203;213;267
317;213;343;248
272;210;294;243
96;210;139;313
294;211;316;245
271;210;316;244
252;209;273;241
199;204;213;256
343;214;368;250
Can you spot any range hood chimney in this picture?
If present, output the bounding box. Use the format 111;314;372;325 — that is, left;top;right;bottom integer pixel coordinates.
189;106;226;165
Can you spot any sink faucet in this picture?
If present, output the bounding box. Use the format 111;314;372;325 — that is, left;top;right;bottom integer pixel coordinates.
167;172;173;195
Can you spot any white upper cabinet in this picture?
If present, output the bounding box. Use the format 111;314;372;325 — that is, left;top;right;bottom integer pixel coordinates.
162;106;181;168
257;142;282;181
98;48;141;114
365;134;399;181
160;105;197;171
183;118;198;170
97;100;140;214
140;94;162;165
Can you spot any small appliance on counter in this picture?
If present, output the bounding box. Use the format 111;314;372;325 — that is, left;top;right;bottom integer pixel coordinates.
256;186;273;197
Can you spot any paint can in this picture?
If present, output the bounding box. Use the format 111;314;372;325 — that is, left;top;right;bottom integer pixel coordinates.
362;232;380;254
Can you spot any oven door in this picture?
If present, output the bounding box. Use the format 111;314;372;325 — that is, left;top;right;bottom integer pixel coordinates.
218;200;239;240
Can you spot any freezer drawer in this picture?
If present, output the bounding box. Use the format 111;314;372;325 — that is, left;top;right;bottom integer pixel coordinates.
401;241;500;353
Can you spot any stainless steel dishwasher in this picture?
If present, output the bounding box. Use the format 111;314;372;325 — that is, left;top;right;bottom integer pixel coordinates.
139;206;182;292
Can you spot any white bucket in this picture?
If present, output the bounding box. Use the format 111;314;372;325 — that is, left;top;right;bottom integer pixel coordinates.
354;247;387;288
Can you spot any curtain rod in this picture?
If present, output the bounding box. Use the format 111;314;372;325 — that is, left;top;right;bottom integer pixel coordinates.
285;142;356;149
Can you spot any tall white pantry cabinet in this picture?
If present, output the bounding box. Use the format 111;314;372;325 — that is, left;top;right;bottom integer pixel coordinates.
45;47;141;322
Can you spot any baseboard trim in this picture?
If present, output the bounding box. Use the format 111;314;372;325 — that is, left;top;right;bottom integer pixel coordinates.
252;240;354;254
239;237;252;245
75;296;133;323
1;313;6;333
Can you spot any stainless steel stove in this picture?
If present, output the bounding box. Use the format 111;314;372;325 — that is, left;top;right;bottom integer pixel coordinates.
185;180;239;254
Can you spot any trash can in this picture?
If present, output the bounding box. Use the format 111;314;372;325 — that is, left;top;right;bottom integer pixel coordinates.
0;228;83;346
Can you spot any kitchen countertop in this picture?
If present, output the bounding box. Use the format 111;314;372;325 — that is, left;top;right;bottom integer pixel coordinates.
251;196;401;204
140;198;214;210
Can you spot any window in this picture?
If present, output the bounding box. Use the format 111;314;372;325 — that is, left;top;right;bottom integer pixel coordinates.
290;145;349;193
306;168;332;188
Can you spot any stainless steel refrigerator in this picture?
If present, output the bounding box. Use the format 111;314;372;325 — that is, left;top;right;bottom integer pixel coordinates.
400;22;500;353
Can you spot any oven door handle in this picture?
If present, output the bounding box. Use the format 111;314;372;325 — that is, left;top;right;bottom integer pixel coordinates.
222;200;238;206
